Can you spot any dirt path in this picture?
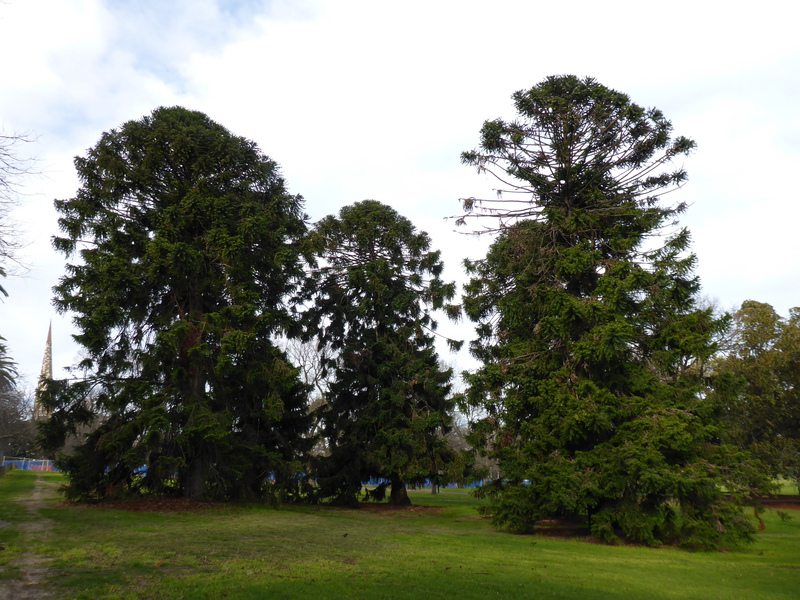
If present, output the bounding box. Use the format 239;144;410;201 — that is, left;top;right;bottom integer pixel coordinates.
0;474;58;600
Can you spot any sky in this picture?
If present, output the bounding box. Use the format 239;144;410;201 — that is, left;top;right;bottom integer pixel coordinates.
1;0;798;388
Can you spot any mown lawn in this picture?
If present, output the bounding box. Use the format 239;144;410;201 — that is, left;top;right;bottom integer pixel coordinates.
1;470;799;599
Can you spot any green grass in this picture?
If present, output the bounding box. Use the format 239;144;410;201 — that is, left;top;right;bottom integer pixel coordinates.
0;466;37;520
0;467;40;574
776;479;800;495
1;471;799;599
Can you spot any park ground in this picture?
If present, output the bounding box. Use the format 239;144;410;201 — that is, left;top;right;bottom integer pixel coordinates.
1;470;799;600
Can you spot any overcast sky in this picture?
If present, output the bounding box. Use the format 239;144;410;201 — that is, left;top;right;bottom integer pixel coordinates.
1;0;798;387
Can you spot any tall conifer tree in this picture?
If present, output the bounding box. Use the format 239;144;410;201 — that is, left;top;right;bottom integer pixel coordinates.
305;200;458;506
43;107;311;501
460;76;766;547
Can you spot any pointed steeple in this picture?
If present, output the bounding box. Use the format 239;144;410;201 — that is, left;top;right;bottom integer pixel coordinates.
33;321;52;421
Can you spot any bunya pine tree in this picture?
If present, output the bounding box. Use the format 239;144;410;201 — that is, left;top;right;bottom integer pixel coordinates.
304;200;459;506
459;75;768;547
41;107;312;501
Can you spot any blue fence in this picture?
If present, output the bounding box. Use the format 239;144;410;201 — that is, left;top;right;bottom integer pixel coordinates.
1;456;58;472
365;478;484;489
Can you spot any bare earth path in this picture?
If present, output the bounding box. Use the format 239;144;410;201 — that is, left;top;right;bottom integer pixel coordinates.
0;474;58;600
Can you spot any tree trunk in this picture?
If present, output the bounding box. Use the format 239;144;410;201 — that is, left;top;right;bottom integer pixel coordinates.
389;473;411;506
185;456;207;500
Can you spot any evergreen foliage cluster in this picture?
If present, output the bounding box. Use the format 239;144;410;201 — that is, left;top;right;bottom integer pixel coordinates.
457;76;773;547
40;108;312;501
24;76;795;549
302;201;460;506
39;108;466;507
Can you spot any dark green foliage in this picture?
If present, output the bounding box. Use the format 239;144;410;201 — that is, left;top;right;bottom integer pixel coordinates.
711;301;800;487
304;200;458;506
0;335;16;391
43;106;312;501
460;75;766;547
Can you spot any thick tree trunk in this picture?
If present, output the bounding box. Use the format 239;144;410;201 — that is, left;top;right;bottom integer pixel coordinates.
389;473;411;506
185;456;207;500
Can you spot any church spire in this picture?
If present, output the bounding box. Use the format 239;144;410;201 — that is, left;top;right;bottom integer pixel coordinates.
33;321;52;421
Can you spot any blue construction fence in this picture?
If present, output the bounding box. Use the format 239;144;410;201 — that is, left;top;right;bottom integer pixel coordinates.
1;456;59;472
365;478;484;489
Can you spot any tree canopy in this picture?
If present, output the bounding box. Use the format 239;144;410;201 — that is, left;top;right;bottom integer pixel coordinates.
458;75;695;231
0;385;35;457
0;336;16;391
19;79;786;547
0;129;35;388
1;129;35;297
711;301;800;488
459;75;766;547
42;106;312;501
303;200;458;506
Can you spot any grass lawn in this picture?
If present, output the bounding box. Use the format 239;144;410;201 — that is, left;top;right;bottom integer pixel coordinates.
776;479;800;495
1;470;799;599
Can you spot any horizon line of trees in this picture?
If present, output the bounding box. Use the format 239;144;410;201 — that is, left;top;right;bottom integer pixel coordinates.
1;76;797;550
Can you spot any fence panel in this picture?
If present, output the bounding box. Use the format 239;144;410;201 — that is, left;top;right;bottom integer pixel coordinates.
1;457;55;472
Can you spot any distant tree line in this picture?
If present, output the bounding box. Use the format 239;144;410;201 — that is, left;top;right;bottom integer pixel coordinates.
0;76;794;549
710;301;800;492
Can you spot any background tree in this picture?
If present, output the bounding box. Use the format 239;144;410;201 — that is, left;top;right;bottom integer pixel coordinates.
1;128;35;295
304;200;459;506
41;106;312;501
280;336;333;457
459;75;766;547
0;335;16;391
0;384;36;457
0;129;36;392
404;378;485;493
711;301;800;491
405;416;486;494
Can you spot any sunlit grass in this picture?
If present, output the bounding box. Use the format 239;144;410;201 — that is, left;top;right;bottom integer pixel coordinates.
776;478;799;495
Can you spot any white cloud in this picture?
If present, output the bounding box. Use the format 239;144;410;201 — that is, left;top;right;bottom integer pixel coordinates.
1;0;799;380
